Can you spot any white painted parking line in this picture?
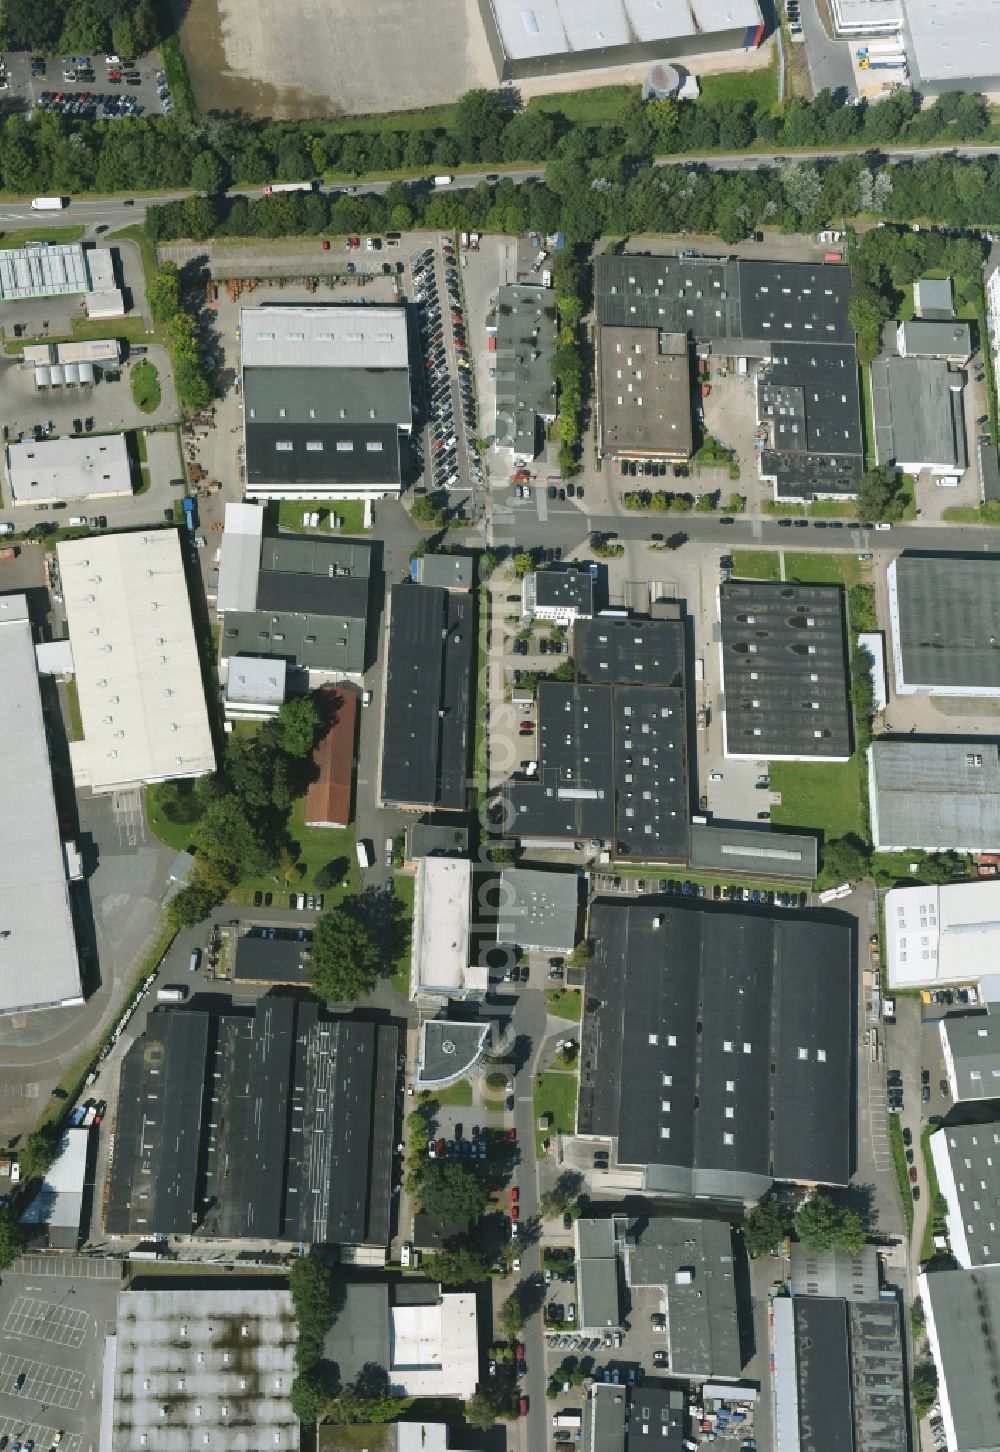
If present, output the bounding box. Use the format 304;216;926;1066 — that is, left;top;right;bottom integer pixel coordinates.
0;1352;86;1410
5;1296;89;1348
0;1417;81;1452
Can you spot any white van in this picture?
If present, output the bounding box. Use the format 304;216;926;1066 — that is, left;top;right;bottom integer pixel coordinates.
188;949;200;972
68;516;86;527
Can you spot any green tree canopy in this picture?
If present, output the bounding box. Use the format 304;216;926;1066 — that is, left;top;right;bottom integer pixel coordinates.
855;465;905;523
467;1382;509;1429
794;1192;866;1253
0;1208;25;1270
422;1243;492;1286
279;695;321;757
499;1291;526;1340
821;834;870;884
19;1124;60;1183
309;904;382;1003
290;1368;328;1424
289;1255;337;1372
743;1198;787;1258
418;1160;489;1227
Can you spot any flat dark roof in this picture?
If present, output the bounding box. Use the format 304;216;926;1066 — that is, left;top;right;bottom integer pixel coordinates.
891;554;1000;693
106;1011;209;1236
245;421;400;487
793;1299;854;1452
381;583;474;811
234;932;313;985
506;616;690;859
720;580;852;760
578;901;853;1197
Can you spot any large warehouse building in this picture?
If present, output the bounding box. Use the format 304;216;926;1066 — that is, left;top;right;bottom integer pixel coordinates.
884;880;1000;991
578;899;853;1200
0;594;82;1016
475;0;765;81
0;241;124;315
868;740;1000;852
888;555;1000;697
241;305;412;501
59;531;216;794
920;1265;1000;1452
5;433;132;506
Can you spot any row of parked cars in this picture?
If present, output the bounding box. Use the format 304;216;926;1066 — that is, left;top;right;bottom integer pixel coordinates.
37;89;146;118
427;1126;489;1160
632;878;808;908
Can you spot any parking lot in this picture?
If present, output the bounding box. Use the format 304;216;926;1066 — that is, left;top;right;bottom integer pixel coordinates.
410;238;482;498
0;48;172;124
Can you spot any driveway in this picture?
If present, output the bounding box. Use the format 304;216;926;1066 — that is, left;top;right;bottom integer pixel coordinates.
800;0;857;96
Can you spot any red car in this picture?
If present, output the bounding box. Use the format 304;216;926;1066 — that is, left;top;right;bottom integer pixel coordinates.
321;238;330;250
435;1138;445;1157
519;1397;528;1416
507;1128;517;1143
350;236;360;249
511;1204;520;1222
511;1186;519;1204
515;1342;525;1361
908;1167;918;1183
519;722;535;734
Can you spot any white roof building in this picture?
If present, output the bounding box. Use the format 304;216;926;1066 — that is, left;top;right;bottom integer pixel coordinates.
857;632;888;713
20;1127;88;1248
389;1294;478;1399
216;502;264;614
885;881;1000;990
0;594;82;1015
410;858;482;1001
5;433;132;504
58;531;216;793
240;305;410;371
225;655;286;719
107;1286;298;1452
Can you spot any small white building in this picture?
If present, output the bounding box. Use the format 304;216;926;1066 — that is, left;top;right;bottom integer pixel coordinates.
389;1293;478;1400
885;881;1000;991
20;1127;88;1249
410;858;486;1002
857;632;887;713
5;433;132;505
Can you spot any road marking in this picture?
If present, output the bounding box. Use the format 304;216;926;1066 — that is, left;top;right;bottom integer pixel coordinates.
0;1351;86;1409
4;1297;89;1348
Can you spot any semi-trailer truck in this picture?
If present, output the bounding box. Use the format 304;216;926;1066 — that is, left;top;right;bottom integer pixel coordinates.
262;181;317;195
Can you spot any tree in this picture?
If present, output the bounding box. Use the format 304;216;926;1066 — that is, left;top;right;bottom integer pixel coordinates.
467;1383;509;1429
499;1291;526;1340
539;1171;583;1219
513;552;534;578
309;905;382;1003
165;878;221;931
423;1243;491;1285
566;939;592;969
19;1125;59;1183
419;1160;489;1227
911;1363;938;1418
794;1192;866;1253
488;843;517;866
821;834;870;883
314;859;347;891
743;1198;786;1258
290;1368;328;1424
279;694;320;757
290;1255;337;1372
190;150;224;195
855;464;903;523
0;1208;25;1270
411;495;446;529
451;89;508;161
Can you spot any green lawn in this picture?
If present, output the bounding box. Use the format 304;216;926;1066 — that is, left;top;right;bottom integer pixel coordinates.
860;365;876;465
807;499;857;518
233;798;361;907
429;1079;473;1108
529;85;634;124
784;552;864;587
3;314;150;355
145;784;201;853
770;755;866;841
273;499;369;533
0;223;84;246
731;550;781;579
546;988;582;1021
63;678;83;743
920;1125;947;1263
389;873;415;997
131;360;161;413
534;1071;578;1155
699;63;778;109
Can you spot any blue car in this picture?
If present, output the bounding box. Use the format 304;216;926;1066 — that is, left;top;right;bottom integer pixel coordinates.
681;881;692;896
751;890;760;904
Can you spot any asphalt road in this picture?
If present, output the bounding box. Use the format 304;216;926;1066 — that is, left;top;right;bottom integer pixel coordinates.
800;0;857;97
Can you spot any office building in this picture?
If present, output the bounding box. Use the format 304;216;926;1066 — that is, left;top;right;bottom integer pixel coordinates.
940;1012;1000;1103
719;580;852;761
380;584;474;812
241;305;412;500
888;555;1000;697
475;0;765;82
588;1384;685;1452
870;354;967;475
415;1018;492;1089
505;616;690;859
494;283;558;463
869;741;1000;852
595;254;863;501
410;857;486;1001
931;1122;1000;1268
303;686;358;828
5;432;132;505
578;899;853;1198
522;565;594;624
496;867;579;952
323;1282;479;1399
105;1285;298;1452
414;553;475;591
107;999;397;1247
920;1265;1000;1452
218;516;374;680
59;531;215;793
884;880;1000;990
0;594;82;1015
895;319;971;364
596;327;693;463
828;0;902;35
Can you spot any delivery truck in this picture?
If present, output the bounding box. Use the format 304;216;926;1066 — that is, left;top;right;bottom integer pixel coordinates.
31;197;68;210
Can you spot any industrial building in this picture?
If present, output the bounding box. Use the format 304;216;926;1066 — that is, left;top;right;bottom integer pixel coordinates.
475;0;765;82
901;0;1000;95
241;305;412;500
107;999;397;1248
0;594;82;1015
772;1293;906;1452
719;580;852;761
578;899;853;1199
870;353;967;475
828;0;902;35
887;555;1000;697
59;531;216;794
884;880;1000;991
595;255;863;501
322;1282;479;1399
505;615;690;860
233;929;312;985
380;583;474;812
495;867;579;953
218;507;374;683
0;242;124;315
596;327;693;463
19;1126;89;1249
415;1018;492;1089
920;1265;1000;1452
688;821;818;882
23;337;121;389
931;1122;1000;1268
5;432;132;505
788;1244;880;1300
575;1215;742;1381
410;857;485;1002
868;741;1000;852
105;1284;299;1452
303;685;358;828
493;283;558;462
940;1012;1000;1102
413;552;475;591
894;319;971;364
587;1384;686;1452
521;565;594;624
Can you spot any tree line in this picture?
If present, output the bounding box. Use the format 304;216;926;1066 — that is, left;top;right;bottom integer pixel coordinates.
1;0;160;58
146;261;213;413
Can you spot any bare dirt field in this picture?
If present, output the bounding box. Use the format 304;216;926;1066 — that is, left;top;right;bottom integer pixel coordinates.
176;0;498;118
